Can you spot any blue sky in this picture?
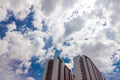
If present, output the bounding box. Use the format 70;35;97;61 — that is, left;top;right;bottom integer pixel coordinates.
0;0;120;80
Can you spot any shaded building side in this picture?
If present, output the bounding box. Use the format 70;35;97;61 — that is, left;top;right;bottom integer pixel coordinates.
42;57;76;80
74;55;104;80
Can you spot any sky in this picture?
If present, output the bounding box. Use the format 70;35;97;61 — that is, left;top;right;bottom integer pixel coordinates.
0;0;120;80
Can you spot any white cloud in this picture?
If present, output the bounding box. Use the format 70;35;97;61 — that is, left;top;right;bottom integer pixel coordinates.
0;56;23;80
95;0;120;32
41;0;60;16
32;6;43;30
80;40;117;72
0;7;8;21
2;30;47;61
0;0;120;79
64;16;85;38
8;0;33;20
26;77;35;80
7;22;16;32
0;40;8;56
61;0;75;9
0;0;35;21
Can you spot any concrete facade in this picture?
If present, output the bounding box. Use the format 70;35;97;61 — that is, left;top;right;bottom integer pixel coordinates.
74;55;104;80
42;57;75;80
42;59;53;80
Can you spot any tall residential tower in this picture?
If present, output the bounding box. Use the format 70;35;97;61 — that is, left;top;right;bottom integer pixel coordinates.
42;57;76;80
74;55;104;80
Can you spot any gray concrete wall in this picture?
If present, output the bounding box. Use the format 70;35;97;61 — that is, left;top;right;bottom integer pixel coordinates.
52;57;59;80
42;60;49;80
74;55;83;80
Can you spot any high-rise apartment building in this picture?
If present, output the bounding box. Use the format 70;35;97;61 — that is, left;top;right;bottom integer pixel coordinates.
74;55;104;80
42;57;76;80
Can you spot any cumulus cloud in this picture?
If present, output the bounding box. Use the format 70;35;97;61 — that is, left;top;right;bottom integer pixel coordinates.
0;40;8;56
64;16;85;38
0;0;34;21
0;56;23;80
41;0;60;16
0;6;8;21
61;0;75;9
0;0;120;80
26;77;35;80
80;40;117;72
7;22;16;32
95;0;120;32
